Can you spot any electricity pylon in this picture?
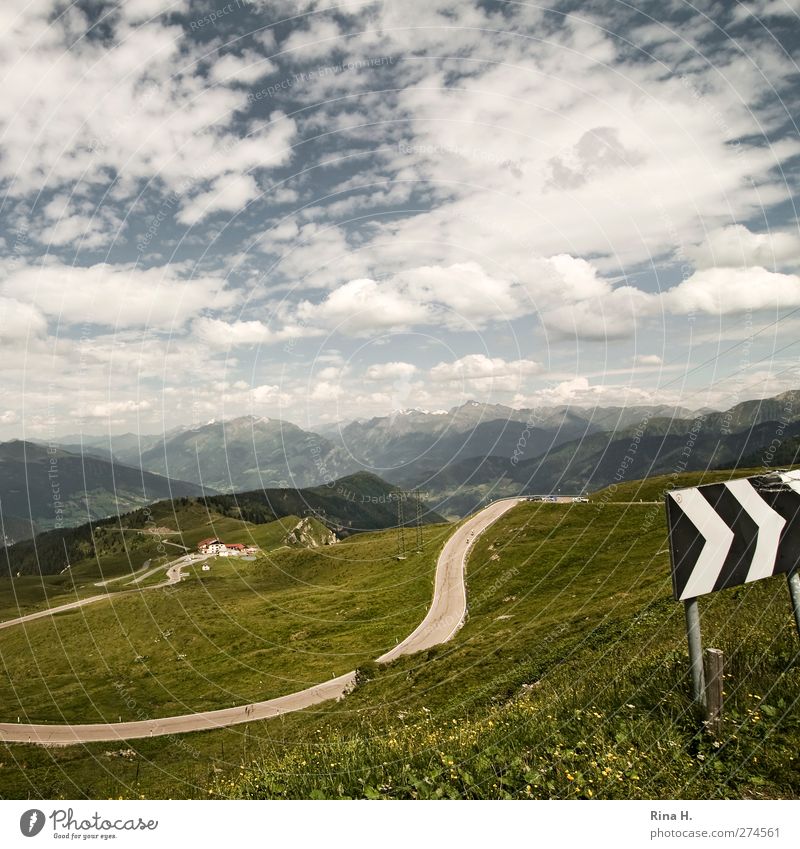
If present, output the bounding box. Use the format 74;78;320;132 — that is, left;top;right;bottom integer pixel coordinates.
396;489;425;559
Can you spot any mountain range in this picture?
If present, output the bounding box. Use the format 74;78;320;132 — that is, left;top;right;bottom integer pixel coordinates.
4;391;800;533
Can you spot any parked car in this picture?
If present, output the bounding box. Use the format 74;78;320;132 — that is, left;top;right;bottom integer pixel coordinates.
572;496;589;503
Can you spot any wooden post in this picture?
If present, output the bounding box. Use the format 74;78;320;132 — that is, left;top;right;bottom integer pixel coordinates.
787;571;800;642
703;648;724;736
684;598;706;709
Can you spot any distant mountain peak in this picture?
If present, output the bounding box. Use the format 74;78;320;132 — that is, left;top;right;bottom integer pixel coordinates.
391;407;431;416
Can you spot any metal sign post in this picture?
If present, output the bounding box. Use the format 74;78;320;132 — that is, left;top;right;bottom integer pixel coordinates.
683;598;706;708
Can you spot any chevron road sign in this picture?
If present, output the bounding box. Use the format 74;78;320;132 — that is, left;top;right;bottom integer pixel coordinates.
665;470;800;710
666;470;800;601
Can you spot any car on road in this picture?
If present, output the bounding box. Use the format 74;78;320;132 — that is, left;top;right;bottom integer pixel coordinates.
572;496;589;503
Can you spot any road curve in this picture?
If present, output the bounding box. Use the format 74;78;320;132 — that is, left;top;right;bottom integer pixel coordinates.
378;497;521;662
0;499;522;745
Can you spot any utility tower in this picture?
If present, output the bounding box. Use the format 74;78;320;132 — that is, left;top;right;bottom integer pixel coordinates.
396;489;424;559
414;489;423;552
396;493;406;560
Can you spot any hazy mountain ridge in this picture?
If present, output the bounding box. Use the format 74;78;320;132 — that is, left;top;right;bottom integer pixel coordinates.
205;471;445;537
411;405;800;513
0;441;206;541
22;392;800;521
132;416;355;492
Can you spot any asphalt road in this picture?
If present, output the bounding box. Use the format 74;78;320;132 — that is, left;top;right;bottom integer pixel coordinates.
378;497;521;662
0;499;522;745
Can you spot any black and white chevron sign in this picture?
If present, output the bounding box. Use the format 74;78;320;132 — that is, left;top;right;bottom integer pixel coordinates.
666;470;800;601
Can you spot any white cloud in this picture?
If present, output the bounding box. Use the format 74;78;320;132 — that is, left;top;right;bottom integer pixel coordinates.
310;380;344;401
282;4;800;286
365;361;417;380
0;5;296;226
430;354;542;392
634;354;663;366
518;376;670;408
177;174;261;225
119;0;190;23
730;0;800;22
192;317;275;349
290;260;544;336
251;384;281;403
0;297;48;341
397;262;519;326
687;225;800;270
281;18;344;60
3;2;800;435
208;51;276;86
2;263;236;329
295;277;431;334
540;286;655;341
82;399;153;419
663;267;800;315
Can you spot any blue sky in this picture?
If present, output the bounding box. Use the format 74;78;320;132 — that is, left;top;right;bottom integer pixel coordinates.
1;0;799;437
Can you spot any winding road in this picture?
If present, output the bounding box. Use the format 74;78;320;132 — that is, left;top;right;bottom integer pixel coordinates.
0;498;521;745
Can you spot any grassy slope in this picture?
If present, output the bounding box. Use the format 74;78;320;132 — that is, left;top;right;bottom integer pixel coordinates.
0;524;448;728
220;499;798;800
0;504;330;622
2;466;798;799
590;465;800;504
0;503;254;621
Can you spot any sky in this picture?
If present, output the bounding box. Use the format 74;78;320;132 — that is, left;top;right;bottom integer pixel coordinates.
1;0;799;438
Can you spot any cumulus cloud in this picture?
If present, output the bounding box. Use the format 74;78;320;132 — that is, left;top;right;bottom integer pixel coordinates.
280;18;344;59
177;174;261;225
192;317;275;349
82;399;153;419
430;354;542;392
3;1;800;434
397;262;519;326
540;286;655;341
686;225;800;270
0;4;296;226
251;384;281;403
663;267;800;315
0;297;48;342
545;126;645;190
519;376;668;408
365;362;418;380
295;277;431;334
207;51;276;86
2;263;236;329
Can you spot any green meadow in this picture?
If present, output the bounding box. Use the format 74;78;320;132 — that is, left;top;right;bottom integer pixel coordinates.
1;468;798;799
